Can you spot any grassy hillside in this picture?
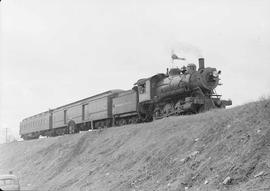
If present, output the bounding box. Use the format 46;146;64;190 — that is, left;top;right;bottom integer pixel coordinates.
1;99;270;191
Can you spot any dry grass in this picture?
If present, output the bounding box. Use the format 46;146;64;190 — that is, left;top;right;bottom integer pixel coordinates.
0;99;270;191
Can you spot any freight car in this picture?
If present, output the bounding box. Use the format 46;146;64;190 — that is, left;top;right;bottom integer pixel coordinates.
19;57;231;140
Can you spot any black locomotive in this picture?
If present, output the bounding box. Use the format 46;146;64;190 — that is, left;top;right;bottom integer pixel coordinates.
136;57;231;121
20;57;231;140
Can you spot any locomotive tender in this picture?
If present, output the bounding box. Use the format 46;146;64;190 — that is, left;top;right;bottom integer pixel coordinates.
20;57;231;140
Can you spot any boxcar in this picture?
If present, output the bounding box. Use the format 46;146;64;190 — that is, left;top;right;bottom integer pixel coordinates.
52;101;85;131
87;90;122;128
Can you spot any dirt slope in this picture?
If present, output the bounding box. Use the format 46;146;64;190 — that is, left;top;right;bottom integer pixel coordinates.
1;99;270;191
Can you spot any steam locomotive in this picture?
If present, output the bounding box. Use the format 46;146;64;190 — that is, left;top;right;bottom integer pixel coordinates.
19;57;231;140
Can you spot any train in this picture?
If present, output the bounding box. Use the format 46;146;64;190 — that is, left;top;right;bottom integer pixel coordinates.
19;57;232;140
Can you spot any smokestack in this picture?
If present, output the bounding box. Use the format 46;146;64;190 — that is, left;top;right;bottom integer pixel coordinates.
198;58;205;70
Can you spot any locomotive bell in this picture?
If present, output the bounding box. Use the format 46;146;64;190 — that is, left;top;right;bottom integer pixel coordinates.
198;58;205;70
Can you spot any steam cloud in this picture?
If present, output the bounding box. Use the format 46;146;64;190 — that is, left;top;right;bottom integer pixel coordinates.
170;41;203;64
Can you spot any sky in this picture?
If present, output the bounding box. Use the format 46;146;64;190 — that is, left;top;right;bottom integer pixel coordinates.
0;0;270;142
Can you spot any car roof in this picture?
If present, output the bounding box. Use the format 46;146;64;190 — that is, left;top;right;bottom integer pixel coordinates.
0;174;18;180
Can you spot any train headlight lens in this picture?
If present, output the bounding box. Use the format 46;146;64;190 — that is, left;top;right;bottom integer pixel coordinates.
212;71;219;78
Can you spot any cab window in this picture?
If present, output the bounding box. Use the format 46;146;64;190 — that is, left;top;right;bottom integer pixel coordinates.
138;83;146;94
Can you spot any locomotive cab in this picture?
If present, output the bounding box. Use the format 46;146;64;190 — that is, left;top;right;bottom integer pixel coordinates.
136;78;152;103
135;73;167;104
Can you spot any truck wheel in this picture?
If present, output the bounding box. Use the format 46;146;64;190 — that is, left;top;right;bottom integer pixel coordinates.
68;120;77;134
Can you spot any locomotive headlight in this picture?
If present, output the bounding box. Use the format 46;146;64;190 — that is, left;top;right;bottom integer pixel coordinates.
208;70;220;83
212;71;219;78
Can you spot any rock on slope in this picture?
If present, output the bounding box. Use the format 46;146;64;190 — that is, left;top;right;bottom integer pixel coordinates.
0;99;270;191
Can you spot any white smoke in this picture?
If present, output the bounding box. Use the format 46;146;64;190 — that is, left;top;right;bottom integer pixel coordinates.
170;41;203;66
